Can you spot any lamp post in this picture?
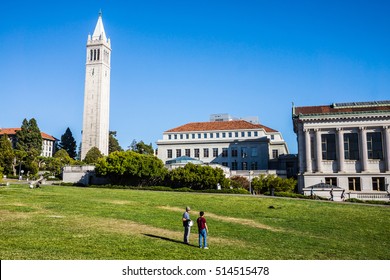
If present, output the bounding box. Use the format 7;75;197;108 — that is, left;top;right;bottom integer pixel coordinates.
248;170;253;194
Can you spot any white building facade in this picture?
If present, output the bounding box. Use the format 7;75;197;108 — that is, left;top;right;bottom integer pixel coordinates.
81;12;111;159
293;101;390;201
156;118;289;173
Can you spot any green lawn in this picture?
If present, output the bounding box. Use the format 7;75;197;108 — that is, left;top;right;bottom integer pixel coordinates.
0;184;389;260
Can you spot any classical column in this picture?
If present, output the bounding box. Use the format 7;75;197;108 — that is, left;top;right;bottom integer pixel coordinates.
298;127;305;174
304;129;312;173
315;129;322;172
360;127;368;172
337;128;345;172
384;126;390;172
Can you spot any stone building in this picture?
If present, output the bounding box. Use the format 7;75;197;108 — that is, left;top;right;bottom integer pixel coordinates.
292;101;390;201
156;115;289;175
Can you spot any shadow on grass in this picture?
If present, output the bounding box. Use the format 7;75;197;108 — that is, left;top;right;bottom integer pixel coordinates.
143;233;198;248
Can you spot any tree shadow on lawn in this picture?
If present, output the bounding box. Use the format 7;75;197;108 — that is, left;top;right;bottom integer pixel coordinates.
143;233;198;248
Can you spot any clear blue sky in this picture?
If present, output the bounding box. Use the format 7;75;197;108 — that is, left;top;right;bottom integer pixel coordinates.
1;0;389;154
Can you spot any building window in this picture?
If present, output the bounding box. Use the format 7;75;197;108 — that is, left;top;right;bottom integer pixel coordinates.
367;132;383;159
348;177;361;191
222;162;228;167
241;132;245;137
213;148;218;157
192;134;195;139
372;177;385;191
216;133;220;138
344;133;359;160
251;162;258;170
241;147;247;158
222;132;226;138
242;162;248;170
186;134;189;139
198;133;201;139
231;147;238;157
254;131;258;137
251;147;258;157
222;148;228;157
235;132;239;137
272;149;279;159
176;149;181;158
325;177;337;187
203;148;209;158
167;149;172;158
229;132;232;137
180;134;183;139
194;149;200;158
185;149;190;157
204;133;208;139
322;134;336;160
271;135;275;140
248;132;252;137
168;135;172;140
174;134;177;140
231;161;238;170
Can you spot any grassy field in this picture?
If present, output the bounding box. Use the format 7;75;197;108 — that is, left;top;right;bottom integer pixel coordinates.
0;184;389;260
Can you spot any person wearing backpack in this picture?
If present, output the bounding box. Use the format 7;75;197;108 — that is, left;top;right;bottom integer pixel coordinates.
182;206;192;244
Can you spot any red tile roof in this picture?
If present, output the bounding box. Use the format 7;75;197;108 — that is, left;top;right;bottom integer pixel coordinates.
0;128;56;141
166;120;278;133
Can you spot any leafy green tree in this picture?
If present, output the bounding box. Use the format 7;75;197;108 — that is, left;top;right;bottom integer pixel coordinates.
95;150;166;186
84;147;103;164
109;131;123;154
0;133;15;175
58;127;77;159
129;140;154;155
166;163;229;190
251;174;297;194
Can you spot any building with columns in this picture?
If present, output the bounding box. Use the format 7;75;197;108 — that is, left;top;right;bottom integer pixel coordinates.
81;12;111;159
293;101;390;200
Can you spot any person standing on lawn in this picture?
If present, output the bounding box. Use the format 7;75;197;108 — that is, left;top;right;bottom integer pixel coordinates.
182;206;191;244
197;211;209;249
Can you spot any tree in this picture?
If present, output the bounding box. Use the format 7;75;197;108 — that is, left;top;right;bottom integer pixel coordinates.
129;140;154;155
15;118;42;176
166;163;229;190
95;150;166;186
0;133;15;175
84;147;103;164
58;127;77;159
15;118;42;159
109;131;123;154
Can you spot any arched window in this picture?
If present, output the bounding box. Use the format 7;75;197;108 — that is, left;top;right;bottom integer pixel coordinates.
97;49;100;60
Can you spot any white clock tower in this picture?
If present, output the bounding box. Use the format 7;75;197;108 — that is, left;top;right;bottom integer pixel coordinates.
81;12;111;159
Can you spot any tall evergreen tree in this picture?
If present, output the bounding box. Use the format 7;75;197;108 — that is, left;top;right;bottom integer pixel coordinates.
59;127;77;159
16;118;42;159
0;133;15;175
15;118;42;176
109;131;123;154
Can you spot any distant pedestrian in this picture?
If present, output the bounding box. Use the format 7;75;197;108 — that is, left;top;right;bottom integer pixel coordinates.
182;206;191;244
197;211;209;249
310;186;314;198
329;188;334;201
341;190;345;201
